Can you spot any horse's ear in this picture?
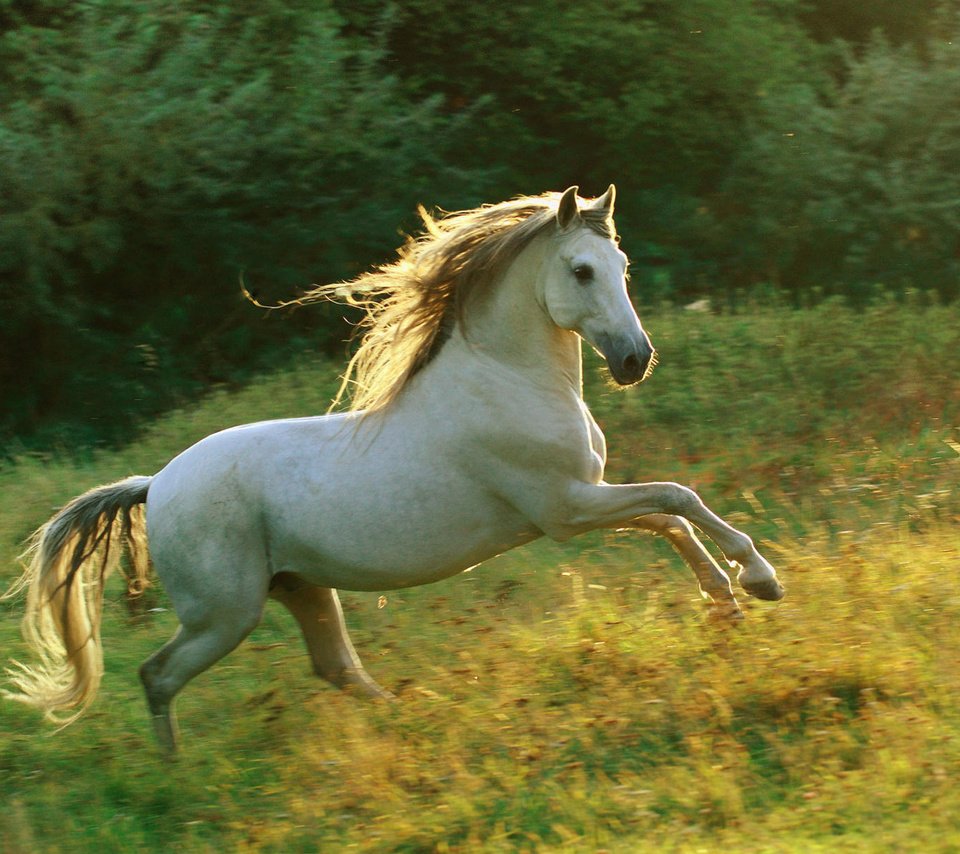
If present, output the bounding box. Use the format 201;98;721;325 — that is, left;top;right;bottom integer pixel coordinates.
588;184;616;216
556;186;581;230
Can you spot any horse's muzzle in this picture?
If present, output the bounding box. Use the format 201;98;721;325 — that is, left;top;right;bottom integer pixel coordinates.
601;335;656;386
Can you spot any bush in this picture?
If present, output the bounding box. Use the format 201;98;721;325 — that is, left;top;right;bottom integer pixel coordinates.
718;32;960;300
0;0;492;447
2;0;958;449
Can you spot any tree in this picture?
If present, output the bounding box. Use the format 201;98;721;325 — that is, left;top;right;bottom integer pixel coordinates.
717;33;960;299
0;0;491;445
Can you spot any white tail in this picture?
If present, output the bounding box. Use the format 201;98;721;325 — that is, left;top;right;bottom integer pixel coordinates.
2;476;152;725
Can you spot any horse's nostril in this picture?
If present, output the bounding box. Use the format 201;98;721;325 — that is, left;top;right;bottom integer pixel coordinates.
622;350;652;382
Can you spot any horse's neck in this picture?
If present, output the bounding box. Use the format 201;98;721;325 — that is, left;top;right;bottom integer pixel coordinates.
447;244;584;395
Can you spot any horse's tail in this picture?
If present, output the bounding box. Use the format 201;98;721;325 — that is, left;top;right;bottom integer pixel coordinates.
2;475;153;726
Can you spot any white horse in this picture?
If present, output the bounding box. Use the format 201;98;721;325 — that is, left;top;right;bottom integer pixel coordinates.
3;186;783;754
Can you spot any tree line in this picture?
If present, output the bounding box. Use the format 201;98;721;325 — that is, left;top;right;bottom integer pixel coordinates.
2;0;958;448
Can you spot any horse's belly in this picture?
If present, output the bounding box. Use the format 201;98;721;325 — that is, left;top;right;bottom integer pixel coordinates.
269;491;540;591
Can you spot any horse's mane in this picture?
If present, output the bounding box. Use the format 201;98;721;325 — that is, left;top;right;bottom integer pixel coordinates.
295;190;616;413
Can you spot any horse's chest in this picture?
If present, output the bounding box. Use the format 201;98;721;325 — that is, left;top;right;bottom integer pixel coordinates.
528;405;607;484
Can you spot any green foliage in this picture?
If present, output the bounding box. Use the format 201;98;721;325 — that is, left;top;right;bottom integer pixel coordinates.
0;0;493;446
3;0;960;449
799;0;946;47
718;33;960;298
380;0;822;280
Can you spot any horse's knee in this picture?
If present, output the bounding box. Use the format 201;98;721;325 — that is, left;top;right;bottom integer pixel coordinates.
644;513;696;539
139;655;172;715
663;484;703;519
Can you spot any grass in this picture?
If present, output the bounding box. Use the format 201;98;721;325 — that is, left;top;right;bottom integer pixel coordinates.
2;298;959;852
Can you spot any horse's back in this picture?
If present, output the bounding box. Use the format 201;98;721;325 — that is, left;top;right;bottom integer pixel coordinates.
144;412;539;591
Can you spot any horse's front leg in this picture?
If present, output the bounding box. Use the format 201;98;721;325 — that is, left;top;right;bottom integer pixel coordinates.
633;514;743;620
561;481;784;601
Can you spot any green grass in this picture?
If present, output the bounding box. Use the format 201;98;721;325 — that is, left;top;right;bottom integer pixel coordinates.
2;299;959;852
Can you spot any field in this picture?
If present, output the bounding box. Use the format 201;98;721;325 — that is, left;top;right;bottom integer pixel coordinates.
2;298;959;852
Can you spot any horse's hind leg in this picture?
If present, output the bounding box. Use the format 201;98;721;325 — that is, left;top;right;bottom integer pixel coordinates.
634;514;743;621
140;594;266;756
269;574;392;699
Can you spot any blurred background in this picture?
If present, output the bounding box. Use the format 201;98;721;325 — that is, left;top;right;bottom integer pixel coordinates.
2;0;958;449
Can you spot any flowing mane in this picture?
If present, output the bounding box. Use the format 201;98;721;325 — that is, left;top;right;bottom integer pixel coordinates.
296;190;617;413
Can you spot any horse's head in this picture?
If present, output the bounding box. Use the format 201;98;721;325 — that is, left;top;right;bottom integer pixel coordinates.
541;185;655;385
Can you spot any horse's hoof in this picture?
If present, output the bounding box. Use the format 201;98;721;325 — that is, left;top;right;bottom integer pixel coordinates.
741;577;785;601
707;602;745;624
350;675;396;702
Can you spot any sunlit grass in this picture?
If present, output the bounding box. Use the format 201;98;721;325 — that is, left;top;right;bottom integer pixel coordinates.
2;300;959;851
5;529;958;851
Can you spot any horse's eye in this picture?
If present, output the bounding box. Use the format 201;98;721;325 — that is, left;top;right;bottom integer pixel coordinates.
572;264;594;284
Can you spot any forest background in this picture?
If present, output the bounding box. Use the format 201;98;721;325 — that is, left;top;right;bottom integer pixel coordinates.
3;0;960;449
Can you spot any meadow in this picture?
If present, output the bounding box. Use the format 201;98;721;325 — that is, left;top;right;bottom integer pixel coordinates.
2;297;959;852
